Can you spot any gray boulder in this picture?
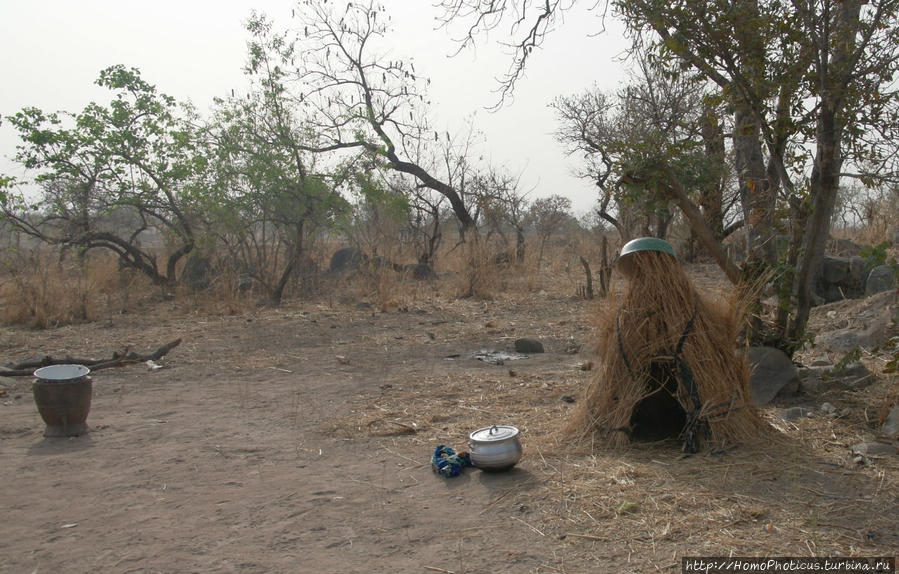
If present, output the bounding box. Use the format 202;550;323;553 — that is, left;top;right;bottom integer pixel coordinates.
747;346;799;405
403;263;436;280
798;361;873;394
816;255;867;302
329;247;365;274
850;442;898;456
514;338;545;353
881;406;899;438
821;255;851;284
780;406;814;421
849;256;867;283
181;253;212;291
827;237;863;256
865;265;896;296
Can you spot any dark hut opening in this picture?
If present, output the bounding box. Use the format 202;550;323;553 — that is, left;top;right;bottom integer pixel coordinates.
630;362;687;441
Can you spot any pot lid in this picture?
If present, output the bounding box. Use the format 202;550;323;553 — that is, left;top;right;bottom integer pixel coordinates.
469;424;520;442
34;364;90;381
619;237;676;259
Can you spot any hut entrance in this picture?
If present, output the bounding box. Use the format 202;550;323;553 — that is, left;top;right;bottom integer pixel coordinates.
630;362;687;442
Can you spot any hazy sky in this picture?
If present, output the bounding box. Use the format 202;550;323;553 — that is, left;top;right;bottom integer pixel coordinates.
0;1;632;214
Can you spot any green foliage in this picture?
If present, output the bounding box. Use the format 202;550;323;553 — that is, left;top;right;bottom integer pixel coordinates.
832;345;863;375
354;171;409;220
859;241;893;269
883;338;899;374
0;175;16;207
4;66;205;286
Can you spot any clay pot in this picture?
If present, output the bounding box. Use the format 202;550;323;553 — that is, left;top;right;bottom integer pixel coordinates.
32;365;92;438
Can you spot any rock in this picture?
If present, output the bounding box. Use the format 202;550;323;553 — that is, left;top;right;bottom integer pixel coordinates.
797;366;824;393
821;256;851;284
237;274;256;293
799;362;873;394
780;406;814;421
402;263;436;280
835;361;870;379
828;237;863;256
181;253;212;291
850;442;898;456
329;247;365;273
881;406;899;438
819;402;837;415
816;255;869;302
560;395;576;404
865;265;896;296
747;347;799;405
849;256;867;284
820;284;845;303
514;338;545;354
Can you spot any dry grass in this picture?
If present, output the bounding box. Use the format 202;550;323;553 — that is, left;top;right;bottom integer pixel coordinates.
320;251;898;560
0;229;606;328
329;337;899;562
326;292;899;563
0;249;153;328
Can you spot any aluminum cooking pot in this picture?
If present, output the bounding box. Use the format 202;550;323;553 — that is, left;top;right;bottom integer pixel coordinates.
468;424;522;471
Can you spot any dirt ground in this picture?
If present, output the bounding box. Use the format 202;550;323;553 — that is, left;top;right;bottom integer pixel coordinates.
1;265;897;573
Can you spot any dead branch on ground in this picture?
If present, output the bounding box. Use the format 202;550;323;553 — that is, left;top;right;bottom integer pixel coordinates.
1;339;182;377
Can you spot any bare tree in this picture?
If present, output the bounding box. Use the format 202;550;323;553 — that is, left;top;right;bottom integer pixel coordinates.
529;194;573;264
470;167;529;262
245;2;479;232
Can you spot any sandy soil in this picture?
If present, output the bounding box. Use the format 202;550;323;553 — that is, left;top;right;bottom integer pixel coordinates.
1;267;897;573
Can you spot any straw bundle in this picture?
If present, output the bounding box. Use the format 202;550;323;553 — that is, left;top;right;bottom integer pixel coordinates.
567;250;768;452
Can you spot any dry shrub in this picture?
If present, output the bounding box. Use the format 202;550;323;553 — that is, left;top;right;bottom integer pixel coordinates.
0;249;133;328
444;237;504;299
852;189;899;246
176;269;250;316
566;250;770;452
366;262;403;311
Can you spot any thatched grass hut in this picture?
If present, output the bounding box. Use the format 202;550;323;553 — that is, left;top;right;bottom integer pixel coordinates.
567;238;768;453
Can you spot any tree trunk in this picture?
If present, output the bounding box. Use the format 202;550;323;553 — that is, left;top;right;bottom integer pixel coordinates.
732;0;777;267
515;227;526;263
659;168;742;284
733;103;777;265
699;106;725;240
787;0;859;347
271;219;305;305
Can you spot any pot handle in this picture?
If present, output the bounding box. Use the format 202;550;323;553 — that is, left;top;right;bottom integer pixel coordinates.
489;424;498;435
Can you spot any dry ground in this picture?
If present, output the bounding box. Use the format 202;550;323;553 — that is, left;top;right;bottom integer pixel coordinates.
1;264;897;573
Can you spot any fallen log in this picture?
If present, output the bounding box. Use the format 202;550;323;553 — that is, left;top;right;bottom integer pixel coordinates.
0;339;182;377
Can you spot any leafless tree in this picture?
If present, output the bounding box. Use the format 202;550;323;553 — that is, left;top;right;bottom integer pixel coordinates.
246;1;479;231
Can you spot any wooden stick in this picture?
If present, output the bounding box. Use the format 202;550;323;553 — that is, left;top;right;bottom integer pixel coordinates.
1;339;182;376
